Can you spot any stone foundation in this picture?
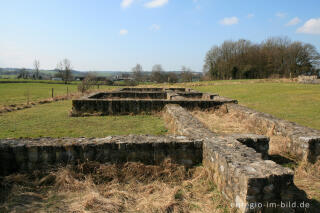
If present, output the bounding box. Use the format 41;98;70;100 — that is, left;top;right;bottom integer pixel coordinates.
0;135;202;176
2;87;316;212
71;88;236;116
223;104;320;163
163;104;269;158
163;104;305;213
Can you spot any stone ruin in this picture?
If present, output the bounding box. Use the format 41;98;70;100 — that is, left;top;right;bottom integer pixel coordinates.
1;87;320;213
70;87;236;116
297;75;320;84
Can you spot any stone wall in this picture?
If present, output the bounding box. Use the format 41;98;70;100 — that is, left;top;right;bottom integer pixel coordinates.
167;92;217;100
298;75;320;84
163;104;269;158
224;103;320;163
71;99;235;116
120;87;190;92
71;88;237;116
89;91;167;99
163;104;305;213
0;135;203;176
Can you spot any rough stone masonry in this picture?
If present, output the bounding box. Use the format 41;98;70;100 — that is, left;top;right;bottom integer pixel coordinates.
163;104;304;213
1;87;318;213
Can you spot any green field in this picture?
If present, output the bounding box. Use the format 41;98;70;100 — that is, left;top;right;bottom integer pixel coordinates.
189;81;320;130
0;83;116;107
0;80;319;138
0;100;167;138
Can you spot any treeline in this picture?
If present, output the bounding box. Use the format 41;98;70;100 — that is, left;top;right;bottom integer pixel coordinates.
203;37;320;79
132;64;200;83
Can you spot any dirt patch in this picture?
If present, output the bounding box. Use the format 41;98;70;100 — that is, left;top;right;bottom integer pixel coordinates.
0;160;234;213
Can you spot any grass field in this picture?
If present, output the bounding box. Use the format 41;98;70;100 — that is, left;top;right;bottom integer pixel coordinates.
187;81;320;130
0;100;167;138
1;79;319;137
0;83;116;107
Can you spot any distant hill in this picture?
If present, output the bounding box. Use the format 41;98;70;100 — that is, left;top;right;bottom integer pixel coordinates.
0;68;202;79
0;68;128;78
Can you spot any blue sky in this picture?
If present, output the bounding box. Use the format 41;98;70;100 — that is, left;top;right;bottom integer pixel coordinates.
0;0;319;71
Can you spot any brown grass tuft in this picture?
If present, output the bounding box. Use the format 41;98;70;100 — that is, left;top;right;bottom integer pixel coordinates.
0;160;233;212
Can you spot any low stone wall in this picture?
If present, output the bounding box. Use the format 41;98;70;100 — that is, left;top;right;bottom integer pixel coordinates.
163;104;269;158
163;104;304;212
228;134;269;160
89;91;167;99
298;75;320;84
71;99;235;116
120;87;189;92
72;88;237;116
224;104;320;163
0;135;203;176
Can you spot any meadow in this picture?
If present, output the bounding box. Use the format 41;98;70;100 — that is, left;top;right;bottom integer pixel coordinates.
0;82;114;107
186;80;320;130
0;79;319;210
1;79;319;137
0;100;166;138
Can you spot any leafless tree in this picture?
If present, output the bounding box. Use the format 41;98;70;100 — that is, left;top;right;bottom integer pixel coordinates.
132;64;143;81
56;58;73;84
204;37;320;79
181;66;193;82
33;59;40;80
167;72;178;83
18;68;29;79
151;64;167;83
78;73;97;93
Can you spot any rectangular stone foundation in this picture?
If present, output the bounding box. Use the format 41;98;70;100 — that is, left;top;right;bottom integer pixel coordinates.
163;104;299;213
71;99;233;116
0;135;203;176
224;103;320;163
71;88;237;116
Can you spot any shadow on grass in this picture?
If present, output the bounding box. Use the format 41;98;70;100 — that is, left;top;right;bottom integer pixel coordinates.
269;154;298;170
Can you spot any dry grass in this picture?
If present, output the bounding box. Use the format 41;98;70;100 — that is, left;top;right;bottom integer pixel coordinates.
0;160;234;213
191;109;320;204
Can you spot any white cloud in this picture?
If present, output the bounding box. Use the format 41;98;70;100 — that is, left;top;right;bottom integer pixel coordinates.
119;29;128;35
121;0;134;8
297;18;320;35
193;0;200;10
150;24;160;31
144;0;168;8
276;12;287;18
219;17;239;26
286;17;301;26
247;14;254;19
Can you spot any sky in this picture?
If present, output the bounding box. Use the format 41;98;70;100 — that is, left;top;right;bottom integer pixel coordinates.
0;0;319;72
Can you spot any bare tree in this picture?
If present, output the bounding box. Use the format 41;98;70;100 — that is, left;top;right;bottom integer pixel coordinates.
204;37;320;79
181;66;193;82
78;73;97;93
132;64;143;81
56;59;73;84
167;72;178;83
33;59;40;80
151;64;167;83
18;68;29;79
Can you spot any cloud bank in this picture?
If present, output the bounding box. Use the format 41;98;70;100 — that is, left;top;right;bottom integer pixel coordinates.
297;18;320;34
144;0;169;8
286;17;301;26
220;17;239;26
119;29;128;35
121;0;134;8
